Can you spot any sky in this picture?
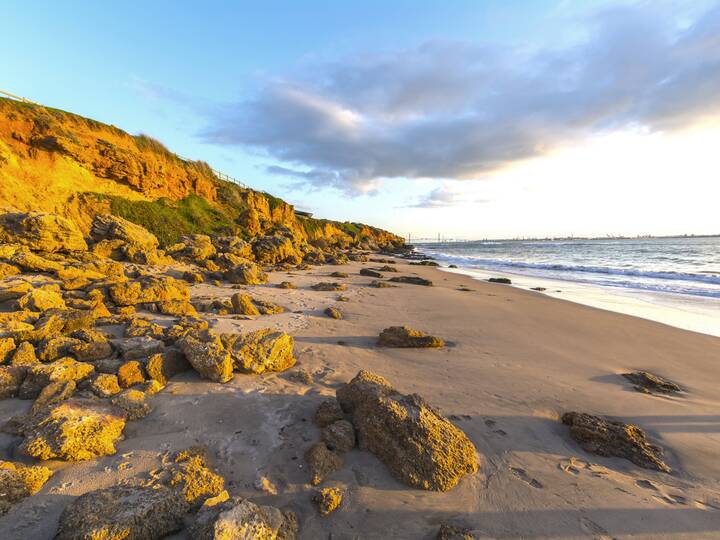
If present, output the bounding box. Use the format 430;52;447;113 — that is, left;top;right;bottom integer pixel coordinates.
3;0;720;239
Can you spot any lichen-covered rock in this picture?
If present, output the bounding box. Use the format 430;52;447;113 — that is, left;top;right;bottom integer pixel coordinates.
37;336;82;362
145;350;190;386
111;389;151;420
182;270;205;284
322;420;356;453
20;399;126;461
170;234;216;261
0;365;26;399
17;286;67;311
156;300;198;318
315;399;345;428
224;262;268;285
324;307;342;319
20;358;94;399
179;332;234;383
189;497;298;540
437;524;474;540
109;275;189;306
166;446;227;508
311;282;347;292
562;412;671;472
0;262;20;279
304;442;343;486
378;326;445;348
31;380;76;414
360;268;382;278
231;292;260;316
622;371;682;394
90;373;122;398
90;213;159;251
389;276;433;286
54;484;185;540
125;317;166;340
0;337;16;363
220;329;295;374
70;340;113;362
0;280;33;303
117;336;165;361
253;234;301;265
0;210;87;252
0;460;53;515
277;281;296;289
337;370;479;491
117;360;145;388
312;487;343;516
10;341;39;366
9;250;64;272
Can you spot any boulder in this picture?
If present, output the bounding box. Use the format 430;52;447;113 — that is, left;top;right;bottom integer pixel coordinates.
253;299;284;315
10;341;38;366
90;214;159;250
378;326;445;348
0;280;33;303
37;336;82;362
231;293;260;316
182;270;205;284
125;317;165;340
312;487;343;516
17;286;67;311
562;412;670;472
322;419;356;453
145;350;191;386
360;268;382;278
253;234;300;265
188;497;298;540
90;373;122;398
0;461;53;515
622;371;682;394
315;399;345;427
0;337;16;363
54;484;185;540
336;370;479;491
117;360;145;388
487;277;512;284
0;210;87;252
31;380;76;414
224;262;268;285
20;358;94;399
10;250;63;272
324;307;342;319
330;271;349;278
109;276;189;306
304;442;343;486
117;336;165;361
20;399;126;461
70;340;113;362
311;282;347;292
111;389;151;420
0;365;26;399
171;234;216;261
389;276;433;286
156;300;198;318
179;332;234;383
220;329;295;374
0;262;20;279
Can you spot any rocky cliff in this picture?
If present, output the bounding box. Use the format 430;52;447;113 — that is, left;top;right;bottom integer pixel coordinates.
0;97;403;251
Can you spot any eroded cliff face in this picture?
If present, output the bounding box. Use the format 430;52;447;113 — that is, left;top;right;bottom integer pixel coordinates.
0;98;403;250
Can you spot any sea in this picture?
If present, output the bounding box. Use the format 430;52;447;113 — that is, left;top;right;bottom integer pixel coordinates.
414;237;720;337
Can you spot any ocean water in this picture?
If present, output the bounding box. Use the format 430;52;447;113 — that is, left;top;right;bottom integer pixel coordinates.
414;237;720;336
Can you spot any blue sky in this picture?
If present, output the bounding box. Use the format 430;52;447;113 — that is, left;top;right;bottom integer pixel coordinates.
4;1;720;238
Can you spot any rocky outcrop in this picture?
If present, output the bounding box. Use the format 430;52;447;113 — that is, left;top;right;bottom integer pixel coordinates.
220;329;295;374
90;213;159;250
562;412;670;472
337;370;479;491
189;498;298;540
109;275;189;306
378;326;445;348
0;210;87;252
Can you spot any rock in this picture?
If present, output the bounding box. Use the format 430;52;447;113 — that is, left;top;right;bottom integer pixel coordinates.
561;412;670;472
0;337;16;363
90;213;159;250
70;340;113;362
10;341;38;366
322;420;356;453
165;317;209;343
157;300;198;318
253;299;284;315
304;442;343;486
165;446;227;507
173;234;216;261
109;275;189;306
337;370;479;491
224;262;268;285
213;236;253;258
378;326;445;348
337;295;350;301
330;271;349;278
360;268;382;278
324;307;343;319
111;389;151;420
17;286;67;311
437;524;474;540
487;277;512;284
125;317;166;340
0;262;20;279
117;360;145;388
375;265;398;272
182;270;205;284
220;329;295;374
369;280;395;288
37;336;82;362
231;292;260;316
90;373;122;398
253;234;300;265
254;473;278;495
10;250;63;272
20;399;126;461
117;336;165;361
287;368;313;385
0;280;33;302
410;260;440;267
20;358;94;399
0;365;26;399
179;332;234;383
31;380;76;414
312;487;343;516
0;461;53;515
145;350;191;385
388;276;433;286
0;210;87;252
54;484;185;540
530;286;546;291
622;371;682;394
188;497;298;540
277;281;296;289
311;282;347;292
315;399;345;427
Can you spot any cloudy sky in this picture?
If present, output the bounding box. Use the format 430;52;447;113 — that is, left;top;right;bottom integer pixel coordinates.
4;0;720;238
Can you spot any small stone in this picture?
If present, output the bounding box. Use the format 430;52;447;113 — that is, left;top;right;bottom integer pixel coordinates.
277;281;296;289
324;307;343;319
312;486;343;516
360;268;382;278
230;293;260;316
304;442;343;485
437;524;474;540
487;277;512;284
312;282;347;292
378;326;445;348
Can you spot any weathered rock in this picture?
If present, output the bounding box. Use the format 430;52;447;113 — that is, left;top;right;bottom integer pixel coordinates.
0;210;87;252
622;371;682;394
410;260;440;267
165;317;209;343
389;276;433;286
378;326;445;348
0;262;20;279
20;399;126;461
224;262;268;285
109;275;189;306
70;340;113;362
337;370;479;491
312;487;343;517
304;442;343;486
220;329;295;374
31;380;76;414
182;270;205;284
360;268;382;278
315;399;345;428
20;358;94;399
487;277;512;284
90;213;159;250
231;292;260;316
10;250;63;272
311;282;347;292
369;280;394;288
437;524;474;540
322;420;356;453
188;497;298;540
17;286;67;311
37;336;82;362
10;341;38;366
0;460;53;515
165;446;227;508
111;389;151;420
125;317;166;340
0;365;26;399
54;484;185;540
90;373;122;398
330;271;349;278
145;350;190;385
117;360;145;388
324;307;343;319
253;234;301;265
277;281;296;289
288;367;313;385
562;412;670;472
117;336;165;361
179;332;234;383
253;299;285;315
0;280;33;303
375;265;398;272
0;337;16;363
157;300;198;318
170;234;216;261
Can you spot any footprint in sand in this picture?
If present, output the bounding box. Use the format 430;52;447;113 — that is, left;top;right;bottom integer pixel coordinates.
510;467;544;489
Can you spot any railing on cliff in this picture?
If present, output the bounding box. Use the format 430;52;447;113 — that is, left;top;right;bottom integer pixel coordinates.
1;87;249;190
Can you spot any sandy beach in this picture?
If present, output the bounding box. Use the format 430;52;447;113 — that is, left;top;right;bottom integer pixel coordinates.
3;256;720;539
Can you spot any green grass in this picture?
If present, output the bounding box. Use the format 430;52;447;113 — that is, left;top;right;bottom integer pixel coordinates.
262;192;285;212
99;194;234;246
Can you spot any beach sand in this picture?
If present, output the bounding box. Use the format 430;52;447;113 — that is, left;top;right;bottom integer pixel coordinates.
2;257;720;539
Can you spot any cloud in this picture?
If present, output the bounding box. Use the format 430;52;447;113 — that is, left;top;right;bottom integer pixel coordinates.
407;184;490;208
201;3;720;193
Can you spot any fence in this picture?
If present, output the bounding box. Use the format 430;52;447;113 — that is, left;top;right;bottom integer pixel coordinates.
1;87;249;189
